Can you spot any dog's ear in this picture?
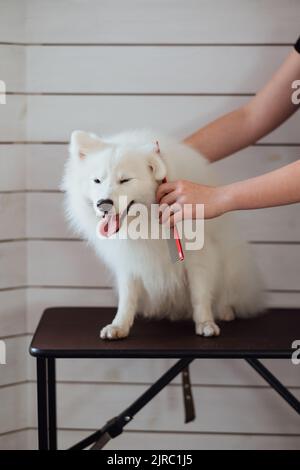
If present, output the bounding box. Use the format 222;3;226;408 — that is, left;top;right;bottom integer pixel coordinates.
142;143;167;181
70;130;105;159
148;153;167;181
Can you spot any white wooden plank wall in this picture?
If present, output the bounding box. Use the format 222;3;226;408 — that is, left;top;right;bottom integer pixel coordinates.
0;0;28;449
0;0;299;449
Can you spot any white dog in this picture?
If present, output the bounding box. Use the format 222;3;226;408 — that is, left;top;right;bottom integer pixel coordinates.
62;129;265;339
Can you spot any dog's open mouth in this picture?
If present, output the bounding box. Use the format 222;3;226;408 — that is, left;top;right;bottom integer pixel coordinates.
98;200;135;238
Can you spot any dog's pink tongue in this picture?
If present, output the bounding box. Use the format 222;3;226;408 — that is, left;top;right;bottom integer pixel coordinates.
99;213;120;238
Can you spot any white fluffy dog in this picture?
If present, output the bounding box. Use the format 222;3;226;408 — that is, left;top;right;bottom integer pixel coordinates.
62;129;265;339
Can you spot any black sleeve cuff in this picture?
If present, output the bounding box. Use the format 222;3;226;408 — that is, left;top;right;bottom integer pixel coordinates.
295;36;300;53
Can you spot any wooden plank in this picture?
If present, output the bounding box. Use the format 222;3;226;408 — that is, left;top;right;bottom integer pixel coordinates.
26;144;65;190
0;145;26;191
26;45;289;93
27;193;67;238
27;240;112;287
0;429;30;450
0;289;26;336
0;194;25;240
255;244;300;291
0;242;26;289
267;291;300;309
53;429;300;450
236;206;300;243
25;0;300;44
27;239;300;291
0;383;28;434
26;95;300;143
0;0;25;43
28;382;300;434
0;46;24;92
0;336;28;387
0;96;26;141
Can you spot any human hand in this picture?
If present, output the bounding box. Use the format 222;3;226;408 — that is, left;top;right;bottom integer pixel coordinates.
156;179;230;226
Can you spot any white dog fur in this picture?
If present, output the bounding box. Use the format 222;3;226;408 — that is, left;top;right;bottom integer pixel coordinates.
62;129;265;339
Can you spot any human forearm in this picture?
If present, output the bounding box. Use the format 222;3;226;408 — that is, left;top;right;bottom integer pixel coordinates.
222;160;300;213
184;106;255;162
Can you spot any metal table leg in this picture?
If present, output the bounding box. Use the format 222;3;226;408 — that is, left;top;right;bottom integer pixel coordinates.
37;357;57;450
246;358;300;414
47;358;57;449
69;357;194;450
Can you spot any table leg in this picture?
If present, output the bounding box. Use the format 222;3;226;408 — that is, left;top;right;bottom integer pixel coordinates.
246;358;300;414
70;357;194;450
47;358;57;449
37;357;57;450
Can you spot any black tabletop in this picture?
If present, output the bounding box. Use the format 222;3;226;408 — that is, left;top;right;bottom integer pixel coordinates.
29;307;300;359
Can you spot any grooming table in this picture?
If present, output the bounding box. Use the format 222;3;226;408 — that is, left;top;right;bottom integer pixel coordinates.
30;307;300;450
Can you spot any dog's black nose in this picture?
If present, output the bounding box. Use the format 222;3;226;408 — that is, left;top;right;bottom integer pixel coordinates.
96;198;114;213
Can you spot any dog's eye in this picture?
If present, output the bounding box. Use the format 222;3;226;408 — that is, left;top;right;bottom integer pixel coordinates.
120;178;131;184
93;178;101;184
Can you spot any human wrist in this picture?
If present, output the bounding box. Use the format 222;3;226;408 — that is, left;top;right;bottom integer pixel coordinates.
215;184;237;215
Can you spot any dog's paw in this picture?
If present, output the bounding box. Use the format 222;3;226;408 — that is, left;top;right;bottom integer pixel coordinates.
195;321;220;337
100;323;129;340
218;306;235;322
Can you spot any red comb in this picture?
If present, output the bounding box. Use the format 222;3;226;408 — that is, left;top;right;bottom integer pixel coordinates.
156;140;184;262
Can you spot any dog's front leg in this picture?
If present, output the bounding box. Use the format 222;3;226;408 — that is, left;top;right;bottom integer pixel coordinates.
100;277;140;340
186;266;220;337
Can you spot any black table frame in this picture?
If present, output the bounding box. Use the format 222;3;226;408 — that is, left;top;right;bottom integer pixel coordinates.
35;354;300;450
